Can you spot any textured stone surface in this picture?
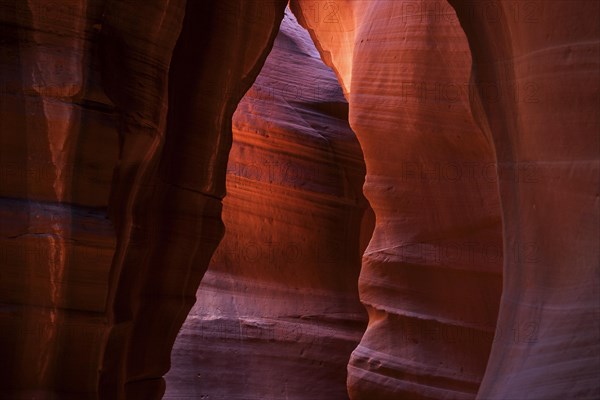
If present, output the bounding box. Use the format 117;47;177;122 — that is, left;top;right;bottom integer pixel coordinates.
291;0;599;398
0;0;287;398
290;1;503;398
0;1;121;395
448;1;600;398
165;9;370;400
0;0;598;399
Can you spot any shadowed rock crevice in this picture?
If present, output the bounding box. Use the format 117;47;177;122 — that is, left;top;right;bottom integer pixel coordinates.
99;1;288;398
165;9;371;399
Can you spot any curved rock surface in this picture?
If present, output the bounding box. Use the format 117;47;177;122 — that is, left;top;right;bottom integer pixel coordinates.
165;9;370;400
0;0;597;399
0;1;287;398
290;1;504;398
447;1;600;398
291;0;599;398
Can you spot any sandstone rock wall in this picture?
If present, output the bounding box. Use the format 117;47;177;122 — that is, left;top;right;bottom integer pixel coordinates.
448;1;600;398
165;9;370;399
0;0;597;399
290;1;504;398
0;1;287;398
290;0;599;398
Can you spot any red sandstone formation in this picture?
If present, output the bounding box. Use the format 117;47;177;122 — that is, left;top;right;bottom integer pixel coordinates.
0;0;598;399
447;1;600;398
1;0;287;398
290;1;503;398
165;10;369;399
291;0;599;399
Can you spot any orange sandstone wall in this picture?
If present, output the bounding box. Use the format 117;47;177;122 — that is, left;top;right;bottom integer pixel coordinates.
166;10;370;399
290;1;503;398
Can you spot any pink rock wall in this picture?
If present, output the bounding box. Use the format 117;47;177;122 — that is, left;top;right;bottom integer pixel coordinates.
291;0;599;398
165;9;370;399
0;0;597;399
448;1;600;398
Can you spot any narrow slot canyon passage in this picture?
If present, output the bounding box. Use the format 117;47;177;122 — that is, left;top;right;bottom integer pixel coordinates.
0;1;597;399
166;4;504;399
165;9;372;399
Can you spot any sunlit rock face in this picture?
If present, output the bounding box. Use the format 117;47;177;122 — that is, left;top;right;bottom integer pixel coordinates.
290;1;504;398
0;1;287;398
291;0;599;399
165;9;370;400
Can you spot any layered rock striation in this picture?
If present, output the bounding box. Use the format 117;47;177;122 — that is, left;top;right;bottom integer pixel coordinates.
291;0;599;398
1;1;287;398
290;1;504;398
448;1;600;398
0;0;597;399
165;9;370;400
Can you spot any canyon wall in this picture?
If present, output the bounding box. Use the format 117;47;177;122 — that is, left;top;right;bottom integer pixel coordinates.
165;9;370;399
0;0;287;398
447;1;600;398
0;0;597;399
291;0;599;399
290;1;504;398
